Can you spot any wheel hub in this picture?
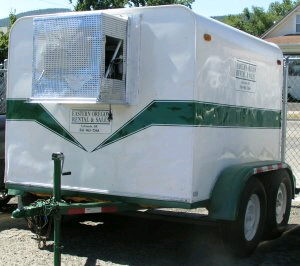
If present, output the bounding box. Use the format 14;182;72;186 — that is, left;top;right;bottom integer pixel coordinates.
276;182;287;224
244;194;261;241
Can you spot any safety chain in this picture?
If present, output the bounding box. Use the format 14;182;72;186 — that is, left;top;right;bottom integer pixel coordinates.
25;198;61;249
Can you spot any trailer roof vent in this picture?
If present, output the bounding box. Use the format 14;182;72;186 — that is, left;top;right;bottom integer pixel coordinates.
31;13;127;104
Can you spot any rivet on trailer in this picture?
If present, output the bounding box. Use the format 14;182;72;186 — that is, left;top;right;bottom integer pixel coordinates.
5;5;297;265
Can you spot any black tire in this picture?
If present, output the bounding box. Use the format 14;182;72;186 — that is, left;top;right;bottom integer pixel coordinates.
21;193;37;206
0;159;10;208
262;172;292;240
221;177;267;257
0;190;12;209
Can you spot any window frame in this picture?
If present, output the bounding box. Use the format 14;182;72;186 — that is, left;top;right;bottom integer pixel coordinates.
296;14;300;33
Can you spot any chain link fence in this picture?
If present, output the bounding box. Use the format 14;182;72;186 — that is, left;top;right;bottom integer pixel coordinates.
0;60;6;190
283;56;300;189
0;59;7;114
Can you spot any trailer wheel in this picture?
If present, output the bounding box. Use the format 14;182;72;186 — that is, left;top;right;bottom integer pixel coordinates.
263;174;292;240
221;177;266;257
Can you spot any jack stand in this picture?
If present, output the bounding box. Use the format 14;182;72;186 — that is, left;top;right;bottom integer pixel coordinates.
52;152;64;266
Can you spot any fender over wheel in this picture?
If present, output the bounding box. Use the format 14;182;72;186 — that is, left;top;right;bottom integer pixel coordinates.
221;177;266;257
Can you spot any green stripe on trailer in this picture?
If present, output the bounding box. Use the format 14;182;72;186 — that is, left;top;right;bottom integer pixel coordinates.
6;99;86;151
95;100;281;150
6;99;281;152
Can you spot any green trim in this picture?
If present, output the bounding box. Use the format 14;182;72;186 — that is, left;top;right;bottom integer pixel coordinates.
12;201;139;218
6;183;209;209
7;189;25;196
7;99;281;152
93;100;281;151
6;99;86;151
208;160;294;221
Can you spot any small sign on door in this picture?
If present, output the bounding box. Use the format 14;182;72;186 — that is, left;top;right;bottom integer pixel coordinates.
70;109;111;134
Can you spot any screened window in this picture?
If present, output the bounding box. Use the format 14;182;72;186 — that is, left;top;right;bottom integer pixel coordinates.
31;13;127;104
32;14;103;100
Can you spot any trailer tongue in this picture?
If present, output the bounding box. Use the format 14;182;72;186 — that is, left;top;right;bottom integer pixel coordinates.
12;152;139;266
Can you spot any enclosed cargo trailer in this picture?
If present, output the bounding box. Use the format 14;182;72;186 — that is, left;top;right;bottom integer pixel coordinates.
6;5;296;259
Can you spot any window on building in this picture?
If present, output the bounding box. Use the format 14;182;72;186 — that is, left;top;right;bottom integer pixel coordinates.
296;15;300;32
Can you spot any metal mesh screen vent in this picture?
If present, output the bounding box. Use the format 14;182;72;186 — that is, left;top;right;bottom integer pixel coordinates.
32;14;103;100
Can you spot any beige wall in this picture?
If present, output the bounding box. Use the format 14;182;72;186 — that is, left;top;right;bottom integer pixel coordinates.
264;8;300;38
277;44;300;54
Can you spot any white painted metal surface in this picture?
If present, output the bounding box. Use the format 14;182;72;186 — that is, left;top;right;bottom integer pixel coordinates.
5;6;283;203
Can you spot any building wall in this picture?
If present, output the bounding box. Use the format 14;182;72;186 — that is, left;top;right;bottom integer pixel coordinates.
265;9;300;38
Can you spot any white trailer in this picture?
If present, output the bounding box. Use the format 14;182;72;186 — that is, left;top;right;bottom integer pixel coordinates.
6;5;296;256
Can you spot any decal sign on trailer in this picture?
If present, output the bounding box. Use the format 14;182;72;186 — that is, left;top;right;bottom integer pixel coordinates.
70;109;111;134
235;59;257;93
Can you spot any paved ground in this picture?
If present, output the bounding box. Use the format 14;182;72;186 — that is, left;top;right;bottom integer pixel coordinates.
0;199;299;266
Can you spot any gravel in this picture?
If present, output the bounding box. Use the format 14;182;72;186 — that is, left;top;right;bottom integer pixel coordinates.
0;199;299;266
